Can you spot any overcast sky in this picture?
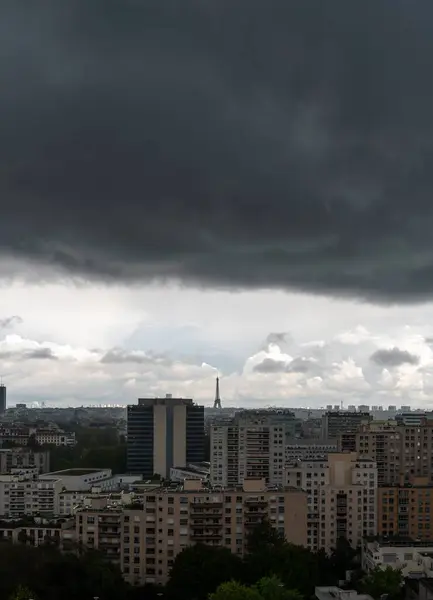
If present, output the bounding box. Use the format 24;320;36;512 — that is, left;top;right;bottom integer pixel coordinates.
2;1;433;407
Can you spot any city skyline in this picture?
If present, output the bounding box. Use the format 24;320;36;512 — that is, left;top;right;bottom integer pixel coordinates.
2;289;433;407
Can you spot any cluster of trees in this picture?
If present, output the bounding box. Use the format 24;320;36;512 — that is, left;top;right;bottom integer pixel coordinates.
165;522;403;600
1;543;129;600
2;517;403;600
44;425;126;474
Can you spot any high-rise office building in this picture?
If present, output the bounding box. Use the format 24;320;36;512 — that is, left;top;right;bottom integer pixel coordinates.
0;385;6;414
210;409;297;486
127;396;204;478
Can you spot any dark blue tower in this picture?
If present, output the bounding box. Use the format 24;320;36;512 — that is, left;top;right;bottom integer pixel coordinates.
0;384;6;414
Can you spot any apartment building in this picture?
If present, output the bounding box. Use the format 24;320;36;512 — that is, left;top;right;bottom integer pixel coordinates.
211;409;297;486
76;477;308;586
378;476;433;539
285;453;377;552
321;411;371;440
344;418;433;485
285;440;337;462
127;396;204;478
0;448;50;474
0;470;62;517
0;517;76;550
340;421;399;484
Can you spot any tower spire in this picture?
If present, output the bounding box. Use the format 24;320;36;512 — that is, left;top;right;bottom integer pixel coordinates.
214;376;222;409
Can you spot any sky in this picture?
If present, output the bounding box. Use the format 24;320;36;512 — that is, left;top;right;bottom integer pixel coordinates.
2;1;433;407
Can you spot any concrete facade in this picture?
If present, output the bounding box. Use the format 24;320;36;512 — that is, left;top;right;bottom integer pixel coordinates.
285;453;377;552
211;409;296;486
76;477;308;586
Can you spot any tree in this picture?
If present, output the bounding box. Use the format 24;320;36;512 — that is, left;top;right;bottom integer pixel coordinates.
166;544;244;600
9;586;37;600
210;581;262;600
246;519;285;555
253;576;303;600
329;537;359;581
244;522;324;595
210;577;303;600
360;566;403;600
0;543;129;600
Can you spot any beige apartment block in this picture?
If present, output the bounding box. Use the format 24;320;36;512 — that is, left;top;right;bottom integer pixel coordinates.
76;477;308;587
340;419;433;485
211;410;296;486
378;475;433;540
285;453;377;552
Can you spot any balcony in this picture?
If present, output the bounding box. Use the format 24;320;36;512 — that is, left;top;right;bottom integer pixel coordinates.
190;530;223;541
190;521;222;530
245;517;264;527
244;498;268;507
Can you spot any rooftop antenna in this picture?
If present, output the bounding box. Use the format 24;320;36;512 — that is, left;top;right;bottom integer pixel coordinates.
214;376;222;409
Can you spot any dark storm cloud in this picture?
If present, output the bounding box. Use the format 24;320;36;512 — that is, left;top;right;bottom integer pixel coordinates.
2;1;433;299
370;347;419;368
0;316;22;329
0;347;57;360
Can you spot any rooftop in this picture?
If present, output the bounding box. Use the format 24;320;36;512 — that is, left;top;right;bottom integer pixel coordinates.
46;468;107;476
365;536;433;547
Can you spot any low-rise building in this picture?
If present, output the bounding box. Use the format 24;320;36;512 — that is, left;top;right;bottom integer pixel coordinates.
35;429;76;446
170;463;210;482
362;537;433;578
0;425;76;447
0;516;75;550
315;587;373;600
76;477;308;586
43;468;113;491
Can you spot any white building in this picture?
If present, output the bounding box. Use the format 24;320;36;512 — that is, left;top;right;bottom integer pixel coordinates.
315;588;373;600
43;468;112;491
34;429;76;446
362;538;433;578
170;463;209;482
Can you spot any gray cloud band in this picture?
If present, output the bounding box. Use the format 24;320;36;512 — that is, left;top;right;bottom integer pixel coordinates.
1;1;433;300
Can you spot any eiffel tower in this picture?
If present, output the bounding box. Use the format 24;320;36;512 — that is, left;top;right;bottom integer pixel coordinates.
213;376;222;409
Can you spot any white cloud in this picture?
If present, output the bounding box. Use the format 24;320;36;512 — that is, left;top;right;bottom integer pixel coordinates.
2;283;433;407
